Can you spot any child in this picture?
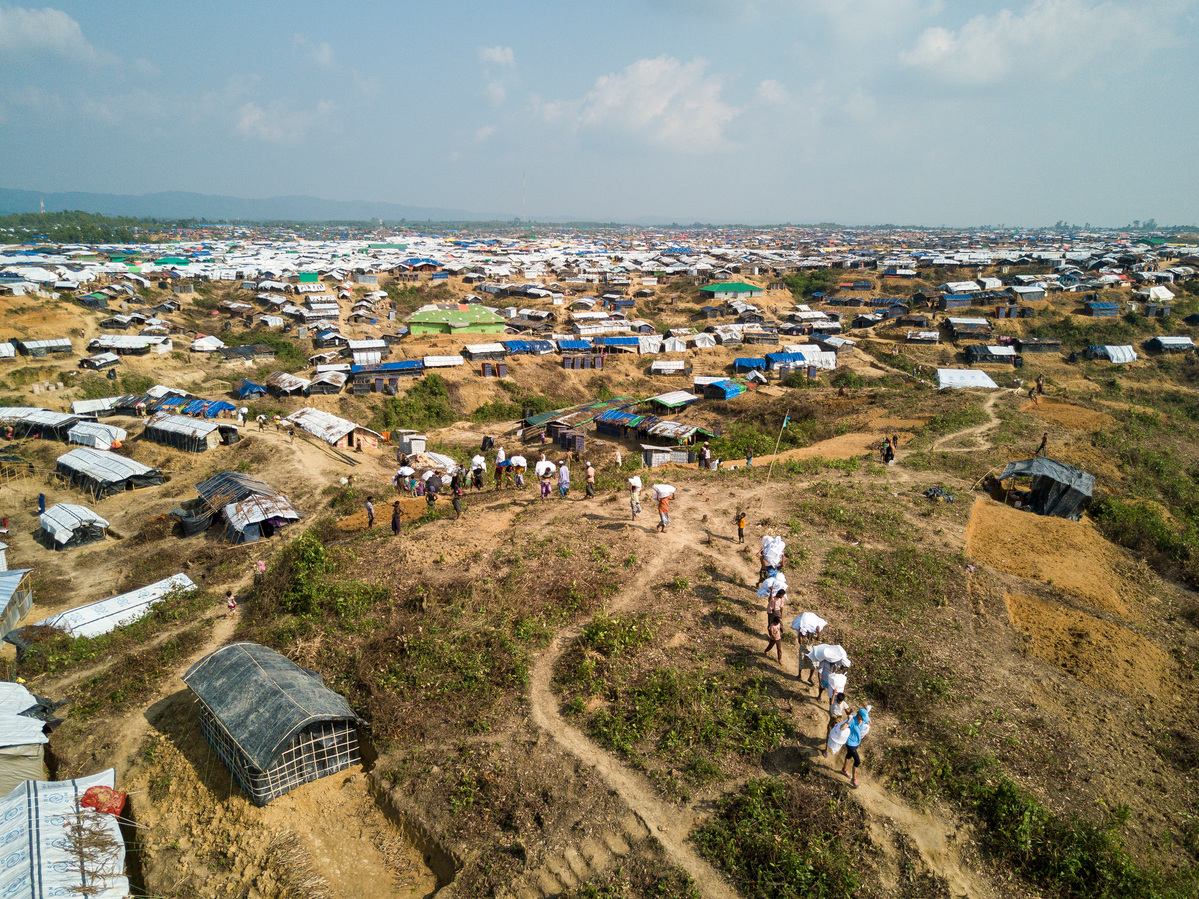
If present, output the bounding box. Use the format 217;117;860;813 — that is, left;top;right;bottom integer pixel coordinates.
763;613;783;663
735;510;746;544
822;692;849;753
225;590;237;618
365;496;375;528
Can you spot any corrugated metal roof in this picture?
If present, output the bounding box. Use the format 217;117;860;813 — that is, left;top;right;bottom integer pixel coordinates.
285;407;382;444
224;495;303;531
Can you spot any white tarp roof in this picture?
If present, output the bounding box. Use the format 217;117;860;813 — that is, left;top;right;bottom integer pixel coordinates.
0;769;130;899
423;355;464;367
190;335;226;351
984;345;1017;356
1154;336;1194;348
1100;345;1137;363
39;503;109;545
0;343;14;358
144;412;220;438
67;421;127;448
937;369;1000;389
35;573;197;639
56;447;157;482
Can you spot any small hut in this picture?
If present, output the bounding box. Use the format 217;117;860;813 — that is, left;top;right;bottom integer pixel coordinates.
182;642;363;805
995;458;1094;520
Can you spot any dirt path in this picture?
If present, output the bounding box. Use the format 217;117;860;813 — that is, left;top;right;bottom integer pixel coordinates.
931;392;1002;453
527;550;740;899
526;499;996;899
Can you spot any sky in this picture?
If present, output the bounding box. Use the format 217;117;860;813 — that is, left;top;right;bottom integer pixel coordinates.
1;0;1197;226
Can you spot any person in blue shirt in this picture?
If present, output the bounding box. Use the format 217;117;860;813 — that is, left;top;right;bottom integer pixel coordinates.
840;706;871;787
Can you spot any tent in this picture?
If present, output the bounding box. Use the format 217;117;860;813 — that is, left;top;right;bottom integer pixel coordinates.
235;379;267;398
996;458;1094;521
39;503;109;550
183;642;363;805
1085;345;1137;364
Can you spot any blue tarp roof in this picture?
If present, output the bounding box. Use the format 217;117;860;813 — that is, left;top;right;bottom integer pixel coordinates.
705;380;744;398
733;357;767;370
236;380;266;397
557;340;592;350
528;340;555;353
350;360;424;374
764;352;808;366
595;336;640;346
502;340;533;353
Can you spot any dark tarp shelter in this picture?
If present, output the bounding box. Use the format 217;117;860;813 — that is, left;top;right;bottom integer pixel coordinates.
194;471;301;543
182;642;362;805
996;458;1094;520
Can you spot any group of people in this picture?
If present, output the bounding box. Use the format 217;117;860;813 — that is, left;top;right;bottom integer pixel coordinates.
757;535;872;788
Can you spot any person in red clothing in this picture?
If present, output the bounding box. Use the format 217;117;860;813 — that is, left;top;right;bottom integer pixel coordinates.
657;492;672;532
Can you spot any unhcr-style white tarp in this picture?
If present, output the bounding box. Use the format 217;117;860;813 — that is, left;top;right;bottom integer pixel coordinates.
35;573;197;639
1101;345;1138;363
937;369;1000;389
67;422;126;449
0;769;130;899
39;503;109;545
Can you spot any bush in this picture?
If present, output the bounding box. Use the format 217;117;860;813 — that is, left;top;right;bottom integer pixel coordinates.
223;330;306;370
371;373;460;431
694;779;862;899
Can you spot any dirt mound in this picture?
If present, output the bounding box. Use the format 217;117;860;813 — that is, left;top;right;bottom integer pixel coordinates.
965;498;1132;618
1005;593;1177;703
1021;398;1114;430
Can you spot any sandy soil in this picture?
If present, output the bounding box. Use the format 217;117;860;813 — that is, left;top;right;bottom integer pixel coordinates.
1021;397;1115;430
965;498;1134;618
1004;592;1179;704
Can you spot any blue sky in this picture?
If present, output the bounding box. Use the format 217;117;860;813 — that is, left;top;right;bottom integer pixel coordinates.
1;1;1196;225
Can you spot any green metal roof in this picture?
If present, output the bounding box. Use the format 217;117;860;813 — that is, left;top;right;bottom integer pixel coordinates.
698;282;763;294
407;305;505;326
298;272;319;283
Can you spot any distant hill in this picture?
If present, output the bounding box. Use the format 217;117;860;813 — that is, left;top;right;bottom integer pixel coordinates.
0;187;495;224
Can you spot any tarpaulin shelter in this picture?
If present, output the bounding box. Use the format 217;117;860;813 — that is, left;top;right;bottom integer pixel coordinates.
0;770;130;899
996;458;1094;520
39;503;108;550
0;570;34;642
67;421;126;450
56;448;163;498
182;642;363;805
25;573;197;640
235;379;267;398
142;412;222;452
0;682;49;796
195;471;301;543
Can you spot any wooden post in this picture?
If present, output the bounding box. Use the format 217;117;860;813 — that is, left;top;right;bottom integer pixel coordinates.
766;410;790;483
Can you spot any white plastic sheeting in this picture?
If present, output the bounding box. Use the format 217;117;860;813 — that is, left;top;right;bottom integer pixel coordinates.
35;573;197;639
758;573;788;599
39;504;108;545
936;369;1000;389
0;769;130;899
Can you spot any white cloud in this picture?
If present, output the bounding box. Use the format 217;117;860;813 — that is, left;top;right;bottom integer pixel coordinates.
756;79;789;105
901;0;1174;85
0;6;112;64
474;125;495;141
478;46;517;105
235;100;335;143
478;45;515;67
578;56;738;152
293;34;335;69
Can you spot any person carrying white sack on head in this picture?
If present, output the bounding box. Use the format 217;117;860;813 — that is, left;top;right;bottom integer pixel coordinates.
627;475;642;519
791;612;828;684
759;535;786;585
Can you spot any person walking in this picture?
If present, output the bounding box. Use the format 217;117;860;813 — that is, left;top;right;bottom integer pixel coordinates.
584;461;596;499
558;461;571;499
365;495;375;528
792;612;828;684
746;445;753;467
614;449;622;469
763;613;784;663
1036;374;1045;395
822;693;849;752
225;590;237;618
1036;431;1048;457
450;471;464;520
391;501;402;536
839;707;872;787
657;491;671;532
735;510;746;544
628;476;642;519
700;441;712;470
